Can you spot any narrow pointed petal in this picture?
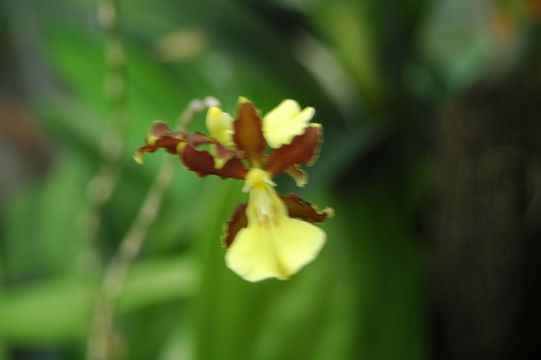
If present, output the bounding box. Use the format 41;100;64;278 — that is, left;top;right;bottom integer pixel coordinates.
225;218;325;282
182;145;248;179
263;99;315;148
222;203;247;249
232;102;265;165
135;122;243;176
280;193;333;223
264;124;322;176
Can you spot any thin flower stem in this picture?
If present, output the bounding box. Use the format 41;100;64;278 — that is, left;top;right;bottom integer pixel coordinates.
78;0;127;281
85;97;219;360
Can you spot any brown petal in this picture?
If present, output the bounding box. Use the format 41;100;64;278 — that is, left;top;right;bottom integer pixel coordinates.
185;132;214;146
148;121;172;139
264;124;322;176
135;123;229;164
134;122;186;163
210;142;238;169
280;193;333;223
232;102;265;165
181;144;248;179
222;203;248;248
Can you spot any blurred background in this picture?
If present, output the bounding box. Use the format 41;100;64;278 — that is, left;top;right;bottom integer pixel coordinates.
1;0;541;359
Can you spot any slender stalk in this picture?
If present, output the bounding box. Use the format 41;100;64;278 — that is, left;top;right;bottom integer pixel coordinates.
78;0;127;280
85;97;219;360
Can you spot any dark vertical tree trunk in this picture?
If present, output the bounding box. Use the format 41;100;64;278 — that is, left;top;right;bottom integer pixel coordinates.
431;27;541;360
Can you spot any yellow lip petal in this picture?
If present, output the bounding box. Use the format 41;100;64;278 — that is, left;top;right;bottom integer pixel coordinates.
226;178;325;282
225;218;325;282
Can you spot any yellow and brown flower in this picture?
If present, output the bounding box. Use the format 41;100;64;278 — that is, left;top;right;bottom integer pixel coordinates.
135;98;332;282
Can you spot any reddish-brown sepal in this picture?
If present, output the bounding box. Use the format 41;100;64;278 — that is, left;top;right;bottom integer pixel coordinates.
232;102;266;166
134;121;185;163
280;193;332;223
181;145;248;179
264;124;322;176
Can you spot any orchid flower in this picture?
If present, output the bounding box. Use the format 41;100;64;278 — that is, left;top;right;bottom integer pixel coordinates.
135;98;332;282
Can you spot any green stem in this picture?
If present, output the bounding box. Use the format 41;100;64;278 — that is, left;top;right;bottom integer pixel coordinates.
85;97;218;360
77;0;127;282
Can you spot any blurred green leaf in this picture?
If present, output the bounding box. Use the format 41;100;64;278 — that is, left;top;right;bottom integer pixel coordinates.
0;278;88;343
0;255;196;344
2;153;91;278
118;255;197;312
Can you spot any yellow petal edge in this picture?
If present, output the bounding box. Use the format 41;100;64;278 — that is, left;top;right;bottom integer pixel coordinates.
206;106;234;146
263;99;315;149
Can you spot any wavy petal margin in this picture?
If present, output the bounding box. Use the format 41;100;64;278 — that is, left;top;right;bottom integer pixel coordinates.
135;121;244;178
134;121;185;163
264;124;322;176
280;193;333;223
